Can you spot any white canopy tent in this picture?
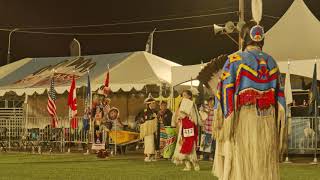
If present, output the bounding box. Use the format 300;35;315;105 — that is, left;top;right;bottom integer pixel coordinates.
172;0;320;84
0;51;180;96
264;0;320;79
278;59;320;80
264;0;320;61
171;63;206;87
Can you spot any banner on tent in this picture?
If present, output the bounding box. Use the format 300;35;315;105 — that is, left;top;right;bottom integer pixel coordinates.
14;57;96;88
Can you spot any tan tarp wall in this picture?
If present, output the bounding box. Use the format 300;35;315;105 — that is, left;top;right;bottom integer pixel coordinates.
27;90;146;128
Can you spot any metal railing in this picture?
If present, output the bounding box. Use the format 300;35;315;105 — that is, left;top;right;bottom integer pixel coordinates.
0;113;141;154
0;108;24;150
1;108;318;155
0;114;93;153
288;117;319;154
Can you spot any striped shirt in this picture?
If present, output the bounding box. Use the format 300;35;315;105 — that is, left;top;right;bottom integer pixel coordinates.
204;108;214;134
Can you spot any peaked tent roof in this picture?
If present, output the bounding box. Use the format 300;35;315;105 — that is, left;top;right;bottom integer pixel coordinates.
171;63;206;87
0;51;180;96
264;0;320;61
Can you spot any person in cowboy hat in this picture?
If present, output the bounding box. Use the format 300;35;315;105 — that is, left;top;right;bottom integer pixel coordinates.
137;93;158;162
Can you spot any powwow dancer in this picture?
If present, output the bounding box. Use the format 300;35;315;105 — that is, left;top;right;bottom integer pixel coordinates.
138;93;158;162
172;90;201;171
212;2;286;178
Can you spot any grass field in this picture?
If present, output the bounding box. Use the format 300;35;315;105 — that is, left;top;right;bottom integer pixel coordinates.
0;153;320;180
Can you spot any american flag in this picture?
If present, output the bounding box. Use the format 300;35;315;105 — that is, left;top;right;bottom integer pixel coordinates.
47;76;58;128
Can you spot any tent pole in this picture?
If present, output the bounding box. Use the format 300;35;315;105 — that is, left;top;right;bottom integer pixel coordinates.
24;94;29;149
311;100;318;164
170;85;174;111
283;105;292;163
159;83;162;101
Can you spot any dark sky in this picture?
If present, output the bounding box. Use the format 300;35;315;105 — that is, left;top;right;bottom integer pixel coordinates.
0;0;319;66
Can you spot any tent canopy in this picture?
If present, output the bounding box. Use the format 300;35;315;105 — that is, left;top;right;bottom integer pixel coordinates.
264;0;320;61
0;51;180;96
278;59;320;80
171;63;206;87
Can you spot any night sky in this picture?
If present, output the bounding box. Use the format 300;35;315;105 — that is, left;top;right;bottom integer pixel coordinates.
0;0;319;66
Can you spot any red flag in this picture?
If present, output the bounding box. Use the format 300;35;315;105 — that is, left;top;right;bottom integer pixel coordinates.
68;76;78;129
103;66;110;95
104;71;109;87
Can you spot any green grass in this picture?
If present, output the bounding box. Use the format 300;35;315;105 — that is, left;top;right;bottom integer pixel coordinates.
0;153;319;180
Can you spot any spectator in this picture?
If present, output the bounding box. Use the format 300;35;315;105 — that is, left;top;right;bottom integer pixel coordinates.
200;97;215;161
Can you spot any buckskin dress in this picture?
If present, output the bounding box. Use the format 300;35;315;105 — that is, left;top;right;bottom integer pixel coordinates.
212;49;286;180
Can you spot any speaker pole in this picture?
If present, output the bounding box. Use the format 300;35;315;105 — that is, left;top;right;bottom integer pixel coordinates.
239;0;245;50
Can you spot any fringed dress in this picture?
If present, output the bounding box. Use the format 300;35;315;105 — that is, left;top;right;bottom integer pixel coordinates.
212;49;286;180
172;102;201;165
139;108;158;155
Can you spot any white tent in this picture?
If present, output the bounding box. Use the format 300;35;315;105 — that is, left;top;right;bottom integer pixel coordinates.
0;51;180;96
264;0;320;61
278;59;320;80
171;63;206;87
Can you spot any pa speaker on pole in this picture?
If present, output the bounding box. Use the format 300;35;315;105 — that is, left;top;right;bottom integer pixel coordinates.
213;24;224;34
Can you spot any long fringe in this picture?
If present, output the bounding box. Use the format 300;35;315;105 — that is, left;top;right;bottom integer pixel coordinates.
278;104;286;162
140;118;157;139
233;107;279;180
212;103;234;180
213;106;281;180
172;125;198;164
212;104;223;141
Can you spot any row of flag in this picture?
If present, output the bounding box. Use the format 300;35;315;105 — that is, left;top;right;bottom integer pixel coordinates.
47;66;111;128
47;26;154;128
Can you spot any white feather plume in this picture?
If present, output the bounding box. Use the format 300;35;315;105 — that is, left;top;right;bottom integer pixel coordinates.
208;70;223;95
252;0;263;24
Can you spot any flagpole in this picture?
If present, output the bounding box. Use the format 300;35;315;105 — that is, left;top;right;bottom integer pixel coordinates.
85;69;90;155
312;60;318;164
284;60;292;163
106;63;116;155
89;70;92;153
68;99;71;153
24;94;29;150
314;99;318;164
283;105;292;163
151;28;156;54
88;69;94;146
170;85;174;111
115;115;117;156
68;71;72;153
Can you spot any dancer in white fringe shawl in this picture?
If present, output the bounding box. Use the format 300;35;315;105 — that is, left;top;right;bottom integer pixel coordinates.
172;89;201;171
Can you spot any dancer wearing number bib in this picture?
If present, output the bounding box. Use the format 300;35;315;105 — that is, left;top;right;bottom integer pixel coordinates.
172;90;201;171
